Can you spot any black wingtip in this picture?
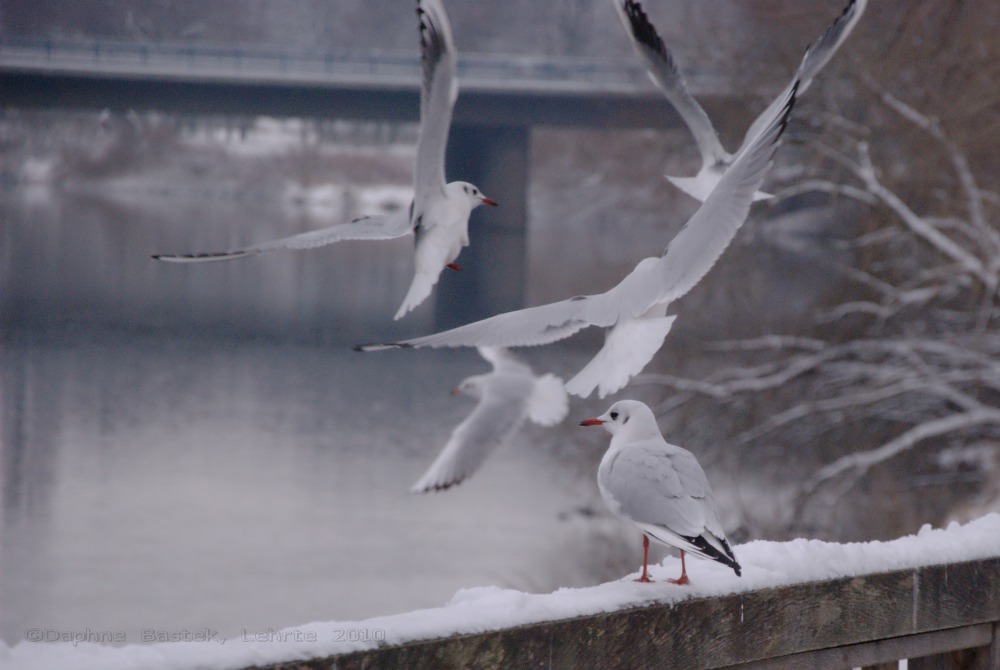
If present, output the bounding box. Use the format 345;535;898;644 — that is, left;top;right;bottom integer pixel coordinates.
685;534;742;575
410;478;460;495
622;0;669;62
354;342;413;353
839;0;860;24
776;78;801;142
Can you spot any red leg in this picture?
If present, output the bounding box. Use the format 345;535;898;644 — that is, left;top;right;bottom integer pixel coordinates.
634;534;653;583
666;550;690;585
446;263;462;271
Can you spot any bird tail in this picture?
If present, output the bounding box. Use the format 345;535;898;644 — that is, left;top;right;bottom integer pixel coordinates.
527;374;569;426
394;271;437;320
664;174;709;202
665;174;771;203
641;523;742;577
687;533;741;577
564;315;677;399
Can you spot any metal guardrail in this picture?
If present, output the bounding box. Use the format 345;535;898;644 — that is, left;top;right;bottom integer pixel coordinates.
0;36;680;93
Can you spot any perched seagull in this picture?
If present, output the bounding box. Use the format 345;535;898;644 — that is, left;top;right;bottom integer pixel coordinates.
358;82;798;399
614;0;866;202
410;347;568;493
580;400;740;584
152;0;498;320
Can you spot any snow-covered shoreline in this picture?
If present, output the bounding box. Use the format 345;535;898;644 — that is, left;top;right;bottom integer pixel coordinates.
4;513;999;670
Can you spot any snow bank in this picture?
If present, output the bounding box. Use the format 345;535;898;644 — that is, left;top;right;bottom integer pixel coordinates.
4;514;999;670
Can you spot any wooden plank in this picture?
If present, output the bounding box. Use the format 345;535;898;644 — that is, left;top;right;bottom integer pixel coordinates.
910;648;987;670
246;558;1000;670
915;563;1000;632
992;623;1000;670
723;624;992;670
955;624;1000;670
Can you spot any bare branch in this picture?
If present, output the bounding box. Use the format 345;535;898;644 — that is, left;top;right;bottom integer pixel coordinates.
801;408;1000;497
772;179;878;206
872;81;999;255
854;140;990;284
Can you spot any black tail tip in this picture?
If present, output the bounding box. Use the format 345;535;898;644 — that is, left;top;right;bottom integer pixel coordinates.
734;564;742;577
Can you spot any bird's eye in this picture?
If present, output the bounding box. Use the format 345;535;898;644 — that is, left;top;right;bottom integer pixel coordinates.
610;411;619;420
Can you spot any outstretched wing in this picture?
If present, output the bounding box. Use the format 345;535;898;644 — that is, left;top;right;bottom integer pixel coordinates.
615;0;729;169
410;378;530;493
360;86;796;361
152;210;412;263
413;0;458;209
359;292;606;351
477;346;533;376
652;81;798;305
564;313;677;399
739;0;865;151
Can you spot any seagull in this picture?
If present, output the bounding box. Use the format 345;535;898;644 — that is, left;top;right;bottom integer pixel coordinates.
410;347;568;493
580;399;740;584
358;81;799;399
614;0;866;202
152;0;498;321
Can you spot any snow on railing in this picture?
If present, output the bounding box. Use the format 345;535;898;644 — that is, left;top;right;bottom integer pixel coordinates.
3;514;999;670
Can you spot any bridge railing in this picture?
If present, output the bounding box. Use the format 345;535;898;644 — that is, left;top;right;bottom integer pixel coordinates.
0;35;677;92
244;557;1000;670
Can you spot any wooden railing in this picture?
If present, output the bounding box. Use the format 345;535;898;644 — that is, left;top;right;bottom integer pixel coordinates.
247;557;1000;670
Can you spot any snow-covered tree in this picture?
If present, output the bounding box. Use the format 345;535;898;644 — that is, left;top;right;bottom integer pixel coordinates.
643;16;1000;539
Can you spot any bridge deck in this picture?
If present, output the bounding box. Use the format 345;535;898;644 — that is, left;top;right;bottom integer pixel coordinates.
0;37;740;127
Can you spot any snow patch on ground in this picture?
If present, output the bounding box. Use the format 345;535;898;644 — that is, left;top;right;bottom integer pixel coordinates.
4;514;999;670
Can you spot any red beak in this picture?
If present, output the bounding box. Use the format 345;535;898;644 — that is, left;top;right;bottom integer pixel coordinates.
579;418;604;427
481;197;498;207
451;387;462;396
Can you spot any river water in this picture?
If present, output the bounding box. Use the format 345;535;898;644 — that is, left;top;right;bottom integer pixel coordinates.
0;188;630;647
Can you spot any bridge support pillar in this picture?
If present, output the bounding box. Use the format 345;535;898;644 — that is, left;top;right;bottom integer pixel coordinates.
435;124;529;330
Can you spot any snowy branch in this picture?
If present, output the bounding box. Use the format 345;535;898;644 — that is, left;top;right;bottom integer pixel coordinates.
801;408;1000;498
870;78;999;255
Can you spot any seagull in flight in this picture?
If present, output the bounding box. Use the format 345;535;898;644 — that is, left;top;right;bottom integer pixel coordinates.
153;0;497;320
581;400;740;584
358;81;799;399
410;347;568;493
615;0;865;203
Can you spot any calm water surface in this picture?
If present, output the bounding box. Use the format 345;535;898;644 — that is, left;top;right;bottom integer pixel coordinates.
0;190;616;646
1;326;604;646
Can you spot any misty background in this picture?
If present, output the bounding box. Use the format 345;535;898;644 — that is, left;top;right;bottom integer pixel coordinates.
3;0;1000;647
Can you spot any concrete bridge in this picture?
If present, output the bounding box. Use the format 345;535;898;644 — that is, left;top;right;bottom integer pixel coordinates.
0;37;747;327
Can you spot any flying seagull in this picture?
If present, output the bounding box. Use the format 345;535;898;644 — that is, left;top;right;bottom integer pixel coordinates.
358;81;798;399
614;0;866;202
411;347;568;493
153;0;497;320
581;399;740;584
